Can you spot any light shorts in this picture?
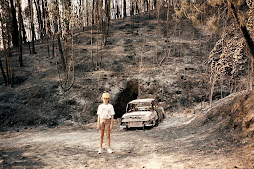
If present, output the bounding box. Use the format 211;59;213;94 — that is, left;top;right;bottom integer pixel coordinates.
99;119;111;130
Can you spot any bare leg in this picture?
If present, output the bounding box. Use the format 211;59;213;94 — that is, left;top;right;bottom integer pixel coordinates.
100;129;104;149
106;130;111;148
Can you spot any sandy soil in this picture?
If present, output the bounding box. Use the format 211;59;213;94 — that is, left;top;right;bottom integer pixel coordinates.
1;107;253;169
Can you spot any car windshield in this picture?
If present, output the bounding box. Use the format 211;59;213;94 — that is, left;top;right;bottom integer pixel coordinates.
126;102;154;112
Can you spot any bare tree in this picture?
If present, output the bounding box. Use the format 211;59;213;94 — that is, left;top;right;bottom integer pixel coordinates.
17;0;23;67
148;0;150;17
104;0;111;45
41;0;46;35
130;1;135;33
0;20;8;85
159;0;172;66
46;0;76;92
28;0;36;54
123;0;127;17
156;0;161;23
34;0;44;38
0;0;14;86
10;0;19;47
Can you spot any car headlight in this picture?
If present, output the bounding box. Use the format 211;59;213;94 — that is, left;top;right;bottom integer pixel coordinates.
121;122;127;126
144;120;153;125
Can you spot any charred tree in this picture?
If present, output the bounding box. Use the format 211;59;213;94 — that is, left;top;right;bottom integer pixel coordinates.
145;0;148;13
123;0;127;17
0;59;7;86
34;0;44;38
0;20;8;85
130;1;134;33
41;0;46;34
95;0;100;69
55;0;65;71
148;0;150;17
1;0;14;86
10;0;19;47
28;0;36;54
7;30;14;87
43;0;50;57
102;0;111;46
92;0;95;24
17;0;23;67
106;0;111;37
57;34;66;71
18;0;27;44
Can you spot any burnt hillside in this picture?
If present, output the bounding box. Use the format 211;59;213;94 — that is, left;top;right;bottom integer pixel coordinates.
0;8;244;131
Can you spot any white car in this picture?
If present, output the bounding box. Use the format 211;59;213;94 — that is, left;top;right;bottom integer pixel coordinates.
120;99;164;130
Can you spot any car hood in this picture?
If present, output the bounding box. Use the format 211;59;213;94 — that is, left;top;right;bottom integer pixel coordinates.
122;111;153;119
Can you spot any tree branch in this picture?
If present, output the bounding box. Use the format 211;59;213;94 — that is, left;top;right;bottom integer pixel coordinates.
227;0;254;60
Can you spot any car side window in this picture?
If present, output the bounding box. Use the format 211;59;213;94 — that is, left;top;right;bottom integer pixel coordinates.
127;104;136;112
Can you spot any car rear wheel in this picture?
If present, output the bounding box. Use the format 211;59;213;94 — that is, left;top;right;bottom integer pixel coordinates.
125;125;129;131
143;124;145;130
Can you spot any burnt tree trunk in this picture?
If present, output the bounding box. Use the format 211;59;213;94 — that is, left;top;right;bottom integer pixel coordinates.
145;0;148;13
21;18;27;43
92;0;95;24
10;0;19;47
123;0;127;17
91;13;95;70
57;34;66;71
28;0;36;54
41;0;46;33
148;0;150;18
0;4;11;86
17;0;27;44
3;42;10;86
52;35;55;58
106;0;110;36
7;32;14;87
0;20;7;85
103;0;111;46
34;0;44;38
131;2;134;33
0;58;7;86
18;0;23;67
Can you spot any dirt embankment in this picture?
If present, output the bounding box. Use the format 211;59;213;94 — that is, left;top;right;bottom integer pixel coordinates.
0;90;253;168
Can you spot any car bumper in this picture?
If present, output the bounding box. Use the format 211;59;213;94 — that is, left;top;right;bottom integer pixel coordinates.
120;120;155;129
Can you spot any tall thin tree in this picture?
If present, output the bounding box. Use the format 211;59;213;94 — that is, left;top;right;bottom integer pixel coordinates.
10;0;19;47
18;0;23;66
0;17;8;85
28;0;36;54
34;0;43;38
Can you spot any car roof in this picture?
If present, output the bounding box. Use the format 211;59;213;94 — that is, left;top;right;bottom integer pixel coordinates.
128;98;155;104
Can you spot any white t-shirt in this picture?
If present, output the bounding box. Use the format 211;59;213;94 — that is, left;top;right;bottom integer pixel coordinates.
97;104;115;119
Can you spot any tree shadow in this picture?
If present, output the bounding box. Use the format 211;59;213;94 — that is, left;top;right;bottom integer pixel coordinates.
0;148;44;168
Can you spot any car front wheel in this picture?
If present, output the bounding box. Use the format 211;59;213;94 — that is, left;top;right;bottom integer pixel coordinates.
155;119;159;126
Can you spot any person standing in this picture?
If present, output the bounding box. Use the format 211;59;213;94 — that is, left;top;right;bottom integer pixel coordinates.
97;92;115;154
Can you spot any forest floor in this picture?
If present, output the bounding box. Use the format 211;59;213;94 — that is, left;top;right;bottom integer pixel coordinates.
1;90;254;168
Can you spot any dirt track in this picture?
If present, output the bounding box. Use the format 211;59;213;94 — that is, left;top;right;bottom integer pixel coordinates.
1;111;253;169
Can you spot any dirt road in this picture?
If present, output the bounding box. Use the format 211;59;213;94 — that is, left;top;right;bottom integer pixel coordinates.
1;111;253;169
